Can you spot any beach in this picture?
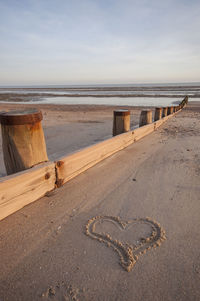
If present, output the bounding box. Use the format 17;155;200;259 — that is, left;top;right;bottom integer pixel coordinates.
1;0;200;298
1;85;199;176
0;102;200;300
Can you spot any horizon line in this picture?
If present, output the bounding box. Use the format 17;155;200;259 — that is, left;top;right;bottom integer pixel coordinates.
0;81;200;88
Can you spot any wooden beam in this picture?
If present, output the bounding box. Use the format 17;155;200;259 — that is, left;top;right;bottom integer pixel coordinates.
0;162;56;221
55;131;134;186
133;123;155;142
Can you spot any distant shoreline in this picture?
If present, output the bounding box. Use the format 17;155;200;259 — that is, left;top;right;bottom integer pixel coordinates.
0;82;200;89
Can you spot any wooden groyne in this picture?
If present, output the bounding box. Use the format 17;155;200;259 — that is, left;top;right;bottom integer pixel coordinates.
0;96;188;221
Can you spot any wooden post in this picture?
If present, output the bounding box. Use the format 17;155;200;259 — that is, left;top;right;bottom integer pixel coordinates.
167;107;174;115
180;96;188;108
139;110;152;127
0;109;48;175
162;107;168;117
113;110;130;136
154;107;162;121
184;96;188;104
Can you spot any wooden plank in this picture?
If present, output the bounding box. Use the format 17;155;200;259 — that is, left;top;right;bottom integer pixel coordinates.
56;131;134;185
132;123;155;142
154;118;165;130
0;162;56;221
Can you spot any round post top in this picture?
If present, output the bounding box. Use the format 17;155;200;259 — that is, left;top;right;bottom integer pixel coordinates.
0;109;43;125
113;109;130;116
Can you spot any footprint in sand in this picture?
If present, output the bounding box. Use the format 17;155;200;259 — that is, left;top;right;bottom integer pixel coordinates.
41;283;83;300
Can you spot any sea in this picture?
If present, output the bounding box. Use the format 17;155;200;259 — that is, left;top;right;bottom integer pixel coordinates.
0;83;200;107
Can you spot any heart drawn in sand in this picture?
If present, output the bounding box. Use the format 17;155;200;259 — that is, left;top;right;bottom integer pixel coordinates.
85;216;166;272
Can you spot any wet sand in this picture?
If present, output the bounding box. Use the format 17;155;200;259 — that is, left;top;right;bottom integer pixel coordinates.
0;102;200;300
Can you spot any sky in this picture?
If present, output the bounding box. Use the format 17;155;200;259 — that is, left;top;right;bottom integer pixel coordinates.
0;0;200;85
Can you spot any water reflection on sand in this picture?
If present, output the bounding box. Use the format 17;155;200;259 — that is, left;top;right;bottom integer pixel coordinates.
7;96;190;107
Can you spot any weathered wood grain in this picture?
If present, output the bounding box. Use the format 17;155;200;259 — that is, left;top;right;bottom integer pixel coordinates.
139;110;153;127
0;109;48;175
162;107;168;117
154;107;162;121
113;110;130;136
0;162;56;221
56;131;134;185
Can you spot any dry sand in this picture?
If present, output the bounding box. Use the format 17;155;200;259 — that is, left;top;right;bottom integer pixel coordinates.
0;102;200;300
0;103;143;177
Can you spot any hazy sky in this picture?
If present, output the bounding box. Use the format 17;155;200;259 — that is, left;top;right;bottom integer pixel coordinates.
0;0;200;85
